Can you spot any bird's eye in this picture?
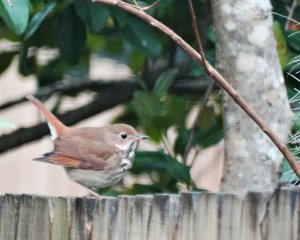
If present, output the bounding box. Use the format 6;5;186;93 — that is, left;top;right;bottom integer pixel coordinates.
120;132;127;139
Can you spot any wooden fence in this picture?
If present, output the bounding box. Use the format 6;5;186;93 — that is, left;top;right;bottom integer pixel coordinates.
0;189;298;240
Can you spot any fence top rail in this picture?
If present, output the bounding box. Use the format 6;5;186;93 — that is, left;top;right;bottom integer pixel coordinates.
0;189;299;240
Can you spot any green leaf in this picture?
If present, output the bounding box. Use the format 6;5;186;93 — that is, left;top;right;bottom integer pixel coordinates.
25;14;57;48
131;91;163;141
132;91;160;119
198;106;215;131
131;90;190;142
133;151;191;185
175;108;223;154
128;50;145;73
280;158;298;184
0;51;17;74
110;7;131;27
18;42;36;76
121;18;161;59
24;2;56;40
163;95;189;126
57;4;87;64
97;188;121;196
153;68;178;98
273;21;289;67
174;127;190;155
207;26;215;43
18;42;29;75
0;0;29;35
103;36;124;54
0;117;15;129
75;0;109;34
125;183;164;194
37;57;67;86
287;30;300;52
196;108;224;148
132;151;169;173
166;159;191;184
292;118;300;133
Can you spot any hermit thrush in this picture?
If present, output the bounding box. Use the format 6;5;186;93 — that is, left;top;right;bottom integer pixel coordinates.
27;95;147;193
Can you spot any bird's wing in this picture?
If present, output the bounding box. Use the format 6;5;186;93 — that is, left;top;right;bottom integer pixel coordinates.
35;136;115;170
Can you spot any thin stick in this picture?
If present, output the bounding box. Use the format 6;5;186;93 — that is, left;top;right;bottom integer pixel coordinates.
132;0;160;11
183;80;215;164
285;0;298;30
93;0;300;178
187;0;211;76
162;135;174;158
141;0;160;11
182;0;214;164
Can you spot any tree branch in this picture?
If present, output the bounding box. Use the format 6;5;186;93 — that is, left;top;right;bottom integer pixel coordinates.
0;77;212;112
285;0;298;30
0;82;135;154
92;0;300;178
0;79;135;111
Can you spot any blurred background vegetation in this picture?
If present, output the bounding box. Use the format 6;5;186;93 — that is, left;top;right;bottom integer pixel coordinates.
0;0;300;194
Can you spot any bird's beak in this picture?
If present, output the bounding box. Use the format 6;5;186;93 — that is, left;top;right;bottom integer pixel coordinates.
138;134;149;140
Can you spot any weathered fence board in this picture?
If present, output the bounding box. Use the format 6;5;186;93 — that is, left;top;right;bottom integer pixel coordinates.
91;196;117;240
242;192;265;240
196;192;219;240
265;190;299;240
0;189;299;240
50;197;70;240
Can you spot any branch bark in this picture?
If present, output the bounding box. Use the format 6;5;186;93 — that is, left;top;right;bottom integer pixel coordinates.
92;0;300;178
0;79;135;111
0;82;135;153
0;78;210;112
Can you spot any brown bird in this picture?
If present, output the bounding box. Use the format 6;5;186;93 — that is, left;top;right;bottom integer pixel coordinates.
27;95;147;195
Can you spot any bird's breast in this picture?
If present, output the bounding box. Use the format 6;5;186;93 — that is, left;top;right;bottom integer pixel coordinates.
120;150;135;170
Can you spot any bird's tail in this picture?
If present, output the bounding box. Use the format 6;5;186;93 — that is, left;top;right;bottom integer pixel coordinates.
26;95;66;139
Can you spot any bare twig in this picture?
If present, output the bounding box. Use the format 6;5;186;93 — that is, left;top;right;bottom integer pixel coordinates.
259;190;276;239
285;0;298;30
272;11;300;30
132;0;160;11
183;80;215;164
92;0;300;178
187;0;211;76
182;0;214;164
141;0;160;11
161;136;174;158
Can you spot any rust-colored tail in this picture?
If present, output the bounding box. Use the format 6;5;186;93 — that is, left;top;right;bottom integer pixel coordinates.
27;95;66;138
